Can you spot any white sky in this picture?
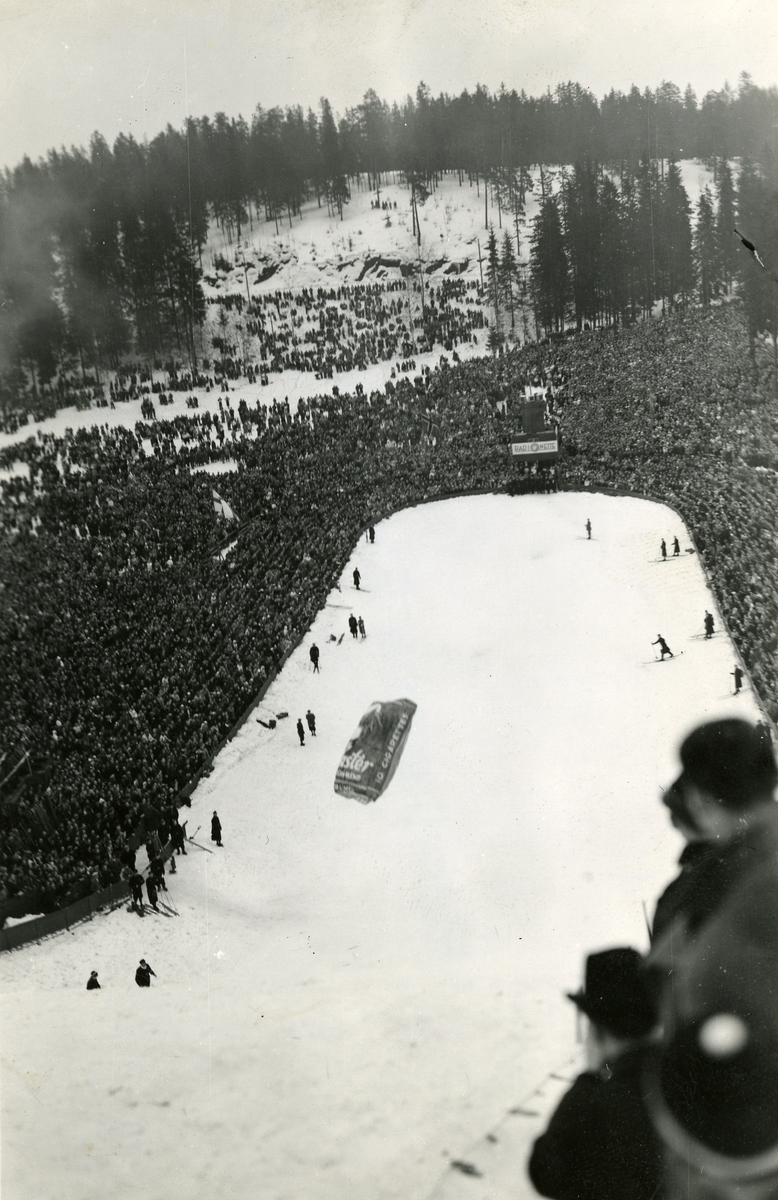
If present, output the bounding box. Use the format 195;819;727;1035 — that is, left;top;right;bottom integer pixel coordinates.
0;0;776;170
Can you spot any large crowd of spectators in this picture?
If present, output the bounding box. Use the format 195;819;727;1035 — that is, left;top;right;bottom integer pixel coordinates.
1;298;777;911
208;279;485;379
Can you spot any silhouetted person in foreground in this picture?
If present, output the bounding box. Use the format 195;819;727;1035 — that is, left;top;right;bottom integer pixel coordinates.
86;971;100;990
528;948;661;1200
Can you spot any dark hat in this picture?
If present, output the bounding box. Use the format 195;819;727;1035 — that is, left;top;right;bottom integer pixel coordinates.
567;948;657;1039
679;719;778;809
89;970;98;977
657;1013;778;1159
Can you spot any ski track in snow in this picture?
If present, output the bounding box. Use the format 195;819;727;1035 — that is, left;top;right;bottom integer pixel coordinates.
0;491;759;1200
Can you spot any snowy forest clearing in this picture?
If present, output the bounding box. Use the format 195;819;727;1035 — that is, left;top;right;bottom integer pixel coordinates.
0;491;759;1200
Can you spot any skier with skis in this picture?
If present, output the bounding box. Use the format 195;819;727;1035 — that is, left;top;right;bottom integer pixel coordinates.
653;635;674;660
704;611;715;639
660;539;667;560
732;665;744;695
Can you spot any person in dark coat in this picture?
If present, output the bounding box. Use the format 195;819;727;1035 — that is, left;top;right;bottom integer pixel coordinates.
673;536;680;556
86;971;101;990
296;719;305;746
585;518;591;539
653;634;673;659
309;643;320;673
358;616;366;639
353;567;361;589
146;875;159;910
135;959;156;987
129;870;145;916
211;811;223;846
660;538;667;560
648;719;778;1198
732;664;744;694
306;710;316;736
704;611;715;639
148;855;167;891
528;948;662;1200
171;821;187;855
349;614;358;638
369;526;375;543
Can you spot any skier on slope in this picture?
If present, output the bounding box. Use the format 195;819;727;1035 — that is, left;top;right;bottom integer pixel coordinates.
660;539;667;561
653;635;674;660
704;611;715;639
358;616;366;639
673;536;681;556
732;665;744;695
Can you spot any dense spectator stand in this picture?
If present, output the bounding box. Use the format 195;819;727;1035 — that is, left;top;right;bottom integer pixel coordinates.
2;299;778;913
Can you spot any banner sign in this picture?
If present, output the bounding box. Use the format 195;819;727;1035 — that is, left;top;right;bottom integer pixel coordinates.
334;699;417;803
511;437;559;457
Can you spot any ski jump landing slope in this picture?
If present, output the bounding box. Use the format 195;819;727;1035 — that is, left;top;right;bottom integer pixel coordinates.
0;491;761;1200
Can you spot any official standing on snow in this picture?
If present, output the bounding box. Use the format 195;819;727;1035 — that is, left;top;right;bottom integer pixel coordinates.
297;719;305;746
648;720;778;1199
653;635;674;660
368;526;375;543
528;948;661;1200
660;539;667;560
310;643;320;673
211;811;223;846
586;518;592;540
349;614;358;638
306;710;316;737
129;870;145;916
135;959;156;987
86;971;100;990
353;567;361;590
673;536;680;556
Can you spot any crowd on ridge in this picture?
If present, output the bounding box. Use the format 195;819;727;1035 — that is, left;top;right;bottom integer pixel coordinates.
1;299;778;911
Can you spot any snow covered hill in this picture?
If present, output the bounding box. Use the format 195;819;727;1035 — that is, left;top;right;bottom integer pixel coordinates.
0;490;759;1200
